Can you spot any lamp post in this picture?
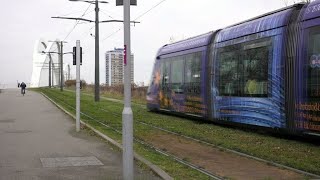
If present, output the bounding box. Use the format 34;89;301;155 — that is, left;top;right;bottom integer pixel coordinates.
123;0;133;178
116;0;137;179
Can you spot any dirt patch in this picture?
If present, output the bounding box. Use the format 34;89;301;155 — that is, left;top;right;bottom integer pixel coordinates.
142;130;305;180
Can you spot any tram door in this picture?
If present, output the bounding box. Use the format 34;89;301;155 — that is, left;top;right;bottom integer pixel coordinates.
184;52;203;115
170;58;185;112
159;60;171;110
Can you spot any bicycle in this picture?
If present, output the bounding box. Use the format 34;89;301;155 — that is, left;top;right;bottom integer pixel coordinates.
21;88;25;96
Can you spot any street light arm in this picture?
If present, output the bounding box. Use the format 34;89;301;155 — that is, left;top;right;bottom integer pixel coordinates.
100;20;123;23
41;51;59;54
63;52;75;55
69;0;108;4
99;20;140;24
49;40;68;43
51;16;94;23
41;51;75;55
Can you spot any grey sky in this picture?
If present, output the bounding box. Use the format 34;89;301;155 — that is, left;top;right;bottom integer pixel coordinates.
0;0;295;88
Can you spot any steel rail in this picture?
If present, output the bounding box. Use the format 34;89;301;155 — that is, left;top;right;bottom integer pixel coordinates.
45;92;222;179
43;91;320;178
97;106;320;179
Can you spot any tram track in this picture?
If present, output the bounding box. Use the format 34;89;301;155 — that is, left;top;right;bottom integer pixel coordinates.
42;92;223;179
41;90;320;179
99;107;320;178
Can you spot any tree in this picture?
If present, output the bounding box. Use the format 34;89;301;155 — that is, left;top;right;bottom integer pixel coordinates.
283;0;312;6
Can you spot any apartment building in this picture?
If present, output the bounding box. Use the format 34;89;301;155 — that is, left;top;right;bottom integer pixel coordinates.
105;48;134;86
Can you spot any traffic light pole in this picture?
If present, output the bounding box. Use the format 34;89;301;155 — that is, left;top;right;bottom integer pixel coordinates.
76;40;81;132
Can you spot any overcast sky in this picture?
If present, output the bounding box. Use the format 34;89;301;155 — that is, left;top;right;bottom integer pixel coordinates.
0;0;300;88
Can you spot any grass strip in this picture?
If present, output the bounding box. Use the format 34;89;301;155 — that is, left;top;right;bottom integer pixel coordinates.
34;88;320;176
34;88;210;179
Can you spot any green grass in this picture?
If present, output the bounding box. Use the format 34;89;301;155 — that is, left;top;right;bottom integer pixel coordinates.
34;88;320;177
66;86;147;105
34;88;209;179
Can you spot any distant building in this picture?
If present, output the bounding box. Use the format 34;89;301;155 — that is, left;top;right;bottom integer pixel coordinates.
105;48;134;86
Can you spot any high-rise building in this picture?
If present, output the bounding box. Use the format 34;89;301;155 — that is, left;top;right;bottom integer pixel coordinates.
105;48;134;86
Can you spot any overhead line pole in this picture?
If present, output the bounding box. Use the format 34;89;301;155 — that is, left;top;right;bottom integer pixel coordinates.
59;42;63;91
95;0;100;101
42;44;69;91
52;0;139;101
68;64;71;80
49;57;52;88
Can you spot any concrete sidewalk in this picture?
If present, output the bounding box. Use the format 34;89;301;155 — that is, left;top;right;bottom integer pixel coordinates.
0;89;160;179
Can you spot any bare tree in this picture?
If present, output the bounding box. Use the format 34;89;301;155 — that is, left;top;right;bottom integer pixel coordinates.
283;0;312;6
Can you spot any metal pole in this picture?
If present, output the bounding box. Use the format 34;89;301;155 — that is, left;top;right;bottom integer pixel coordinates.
60;42;64;91
52;62;54;86
94;0;100;101
49;58;52;88
68;64;70;80
122;0;133;179
76;40;81;132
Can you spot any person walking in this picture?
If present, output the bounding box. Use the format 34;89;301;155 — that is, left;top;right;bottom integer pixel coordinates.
20;82;26;95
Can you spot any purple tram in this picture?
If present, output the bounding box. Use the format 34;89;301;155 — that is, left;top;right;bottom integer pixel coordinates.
147;1;320;136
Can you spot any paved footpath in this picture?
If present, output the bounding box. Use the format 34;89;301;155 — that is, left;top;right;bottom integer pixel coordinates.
0;89;160;180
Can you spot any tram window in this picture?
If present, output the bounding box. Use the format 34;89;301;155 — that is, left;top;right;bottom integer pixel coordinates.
218;38;270;97
218;47;241;96
243;46;269;97
160;61;170;86
171;58;184;94
185;52;201;83
171;58;184;84
307;26;320;98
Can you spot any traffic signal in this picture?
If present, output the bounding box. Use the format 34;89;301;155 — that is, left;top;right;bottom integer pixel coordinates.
73;46;82;65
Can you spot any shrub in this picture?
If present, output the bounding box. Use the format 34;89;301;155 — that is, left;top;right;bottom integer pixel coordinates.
64;79;87;89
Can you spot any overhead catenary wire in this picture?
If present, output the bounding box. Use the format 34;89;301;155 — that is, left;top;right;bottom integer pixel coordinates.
57;8;94;18
100;0;169;42
134;0;168;21
99;9;116;19
101;28;122;42
62;4;93;41
46;4;93;55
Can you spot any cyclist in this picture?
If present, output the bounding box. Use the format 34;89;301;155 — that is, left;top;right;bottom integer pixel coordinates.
20;82;26;95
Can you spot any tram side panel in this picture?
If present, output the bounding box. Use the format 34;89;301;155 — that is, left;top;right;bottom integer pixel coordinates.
147;33;214;118
156;48;209;117
295;1;320;135
211;10;295;128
